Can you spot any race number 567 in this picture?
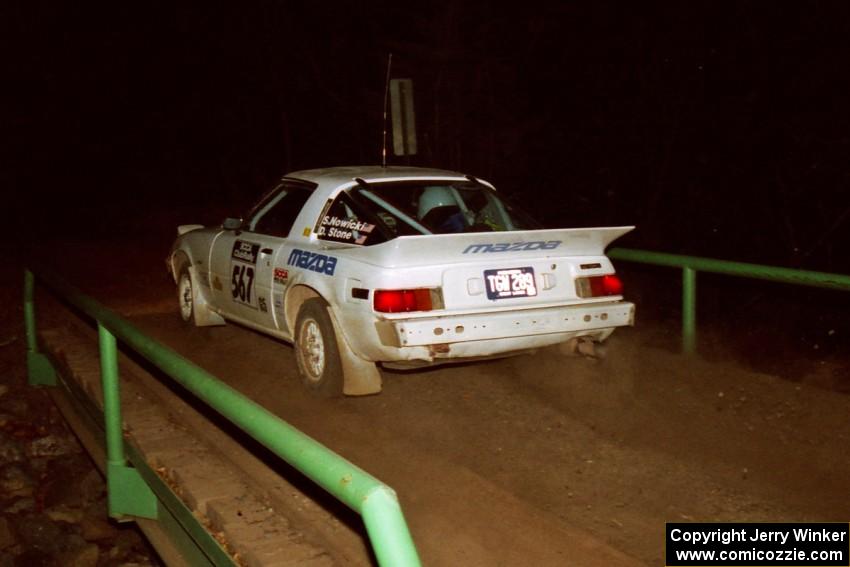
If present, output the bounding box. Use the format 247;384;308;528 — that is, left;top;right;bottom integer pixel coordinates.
231;263;255;304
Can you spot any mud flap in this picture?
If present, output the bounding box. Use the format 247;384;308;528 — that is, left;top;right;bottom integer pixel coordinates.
189;266;226;327
328;310;382;396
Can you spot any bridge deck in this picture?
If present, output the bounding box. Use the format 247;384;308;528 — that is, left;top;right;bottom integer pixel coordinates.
41;322;344;566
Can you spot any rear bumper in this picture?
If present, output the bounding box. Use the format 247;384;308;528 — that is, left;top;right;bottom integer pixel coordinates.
391;301;633;347
359;301;633;363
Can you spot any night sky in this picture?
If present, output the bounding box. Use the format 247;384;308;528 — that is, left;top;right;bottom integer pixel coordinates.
7;2;850;272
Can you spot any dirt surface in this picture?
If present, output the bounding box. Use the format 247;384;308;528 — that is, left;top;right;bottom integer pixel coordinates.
11;237;850;565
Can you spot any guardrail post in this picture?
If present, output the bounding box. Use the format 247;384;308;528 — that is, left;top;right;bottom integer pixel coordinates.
24;270;56;386
98;322;158;520
682;267;697;355
610;246;850;355
361;486;421;567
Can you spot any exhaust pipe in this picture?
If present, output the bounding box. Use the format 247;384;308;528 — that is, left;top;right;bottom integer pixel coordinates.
559;337;606;359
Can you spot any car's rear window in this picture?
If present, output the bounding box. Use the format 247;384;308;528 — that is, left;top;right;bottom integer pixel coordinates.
315;180;539;246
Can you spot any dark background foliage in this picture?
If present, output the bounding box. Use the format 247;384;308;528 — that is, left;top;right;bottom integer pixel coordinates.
6;1;850;270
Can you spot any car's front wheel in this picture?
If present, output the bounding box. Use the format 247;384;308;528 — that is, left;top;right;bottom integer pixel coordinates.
177;268;195;324
294;298;344;397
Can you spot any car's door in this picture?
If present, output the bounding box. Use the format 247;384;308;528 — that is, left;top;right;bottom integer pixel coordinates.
207;229;273;324
209;183;313;329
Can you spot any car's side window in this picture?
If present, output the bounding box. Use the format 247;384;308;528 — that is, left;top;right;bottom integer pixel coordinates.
251;187;311;237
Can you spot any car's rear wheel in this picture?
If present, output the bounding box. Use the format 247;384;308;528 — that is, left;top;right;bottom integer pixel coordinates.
294;298;343;397
177;268;195;324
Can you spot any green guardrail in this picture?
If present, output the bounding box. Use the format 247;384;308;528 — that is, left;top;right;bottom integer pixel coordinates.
608;247;850;354
23;268;421;567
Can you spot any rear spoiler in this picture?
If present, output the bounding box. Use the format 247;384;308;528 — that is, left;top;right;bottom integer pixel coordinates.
336;226;635;268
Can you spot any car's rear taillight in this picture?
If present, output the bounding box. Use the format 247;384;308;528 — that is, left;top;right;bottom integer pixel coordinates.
374;288;443;313
575;274;623;298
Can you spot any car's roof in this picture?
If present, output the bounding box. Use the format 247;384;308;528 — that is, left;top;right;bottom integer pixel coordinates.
284;165;470;188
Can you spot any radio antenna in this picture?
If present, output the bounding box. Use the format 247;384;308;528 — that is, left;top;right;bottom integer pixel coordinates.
381;53;393;168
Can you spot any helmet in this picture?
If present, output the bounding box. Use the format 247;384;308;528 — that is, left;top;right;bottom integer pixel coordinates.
417;186;458;220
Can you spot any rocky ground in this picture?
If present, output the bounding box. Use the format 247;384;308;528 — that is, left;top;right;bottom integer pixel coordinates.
0;255;160;566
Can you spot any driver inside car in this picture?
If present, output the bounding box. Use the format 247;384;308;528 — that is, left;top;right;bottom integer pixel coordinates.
417;186;468;233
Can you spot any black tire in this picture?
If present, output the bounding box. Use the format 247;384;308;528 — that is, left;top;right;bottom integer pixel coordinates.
177;267;195;325
294;298;344;397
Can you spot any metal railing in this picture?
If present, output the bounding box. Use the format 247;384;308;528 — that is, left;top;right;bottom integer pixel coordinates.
608;247;850;354
24;267;421;567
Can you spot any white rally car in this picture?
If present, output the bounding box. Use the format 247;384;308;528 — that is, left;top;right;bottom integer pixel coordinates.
168;166;634;396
